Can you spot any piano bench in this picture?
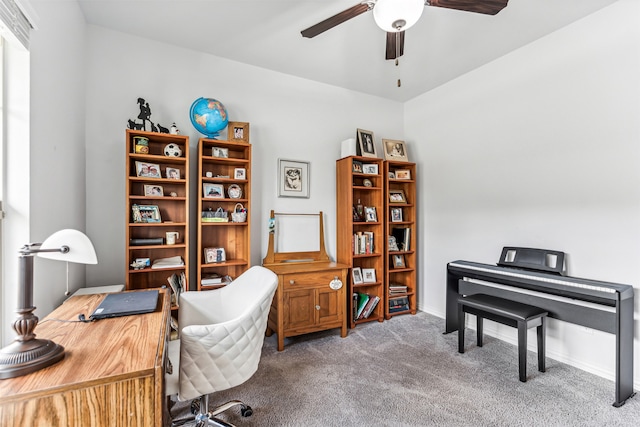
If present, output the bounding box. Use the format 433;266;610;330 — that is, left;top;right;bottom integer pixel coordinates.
458;294;548;382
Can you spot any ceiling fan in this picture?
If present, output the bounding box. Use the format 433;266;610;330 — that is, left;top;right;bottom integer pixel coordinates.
301;0;510;61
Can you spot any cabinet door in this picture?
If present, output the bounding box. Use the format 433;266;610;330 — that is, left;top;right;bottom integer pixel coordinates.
317;287;342;325
283;289;315;330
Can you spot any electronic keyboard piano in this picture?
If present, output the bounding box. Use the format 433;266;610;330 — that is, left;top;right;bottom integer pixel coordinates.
446;257;635;407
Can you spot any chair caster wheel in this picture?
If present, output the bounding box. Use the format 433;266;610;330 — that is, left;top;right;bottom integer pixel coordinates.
190;399;200;415
241;405;253;417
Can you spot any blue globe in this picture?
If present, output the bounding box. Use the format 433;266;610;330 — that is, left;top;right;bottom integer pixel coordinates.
189;97;229;138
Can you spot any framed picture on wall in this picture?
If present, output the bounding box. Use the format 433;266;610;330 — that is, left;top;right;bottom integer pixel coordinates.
278;159;310;198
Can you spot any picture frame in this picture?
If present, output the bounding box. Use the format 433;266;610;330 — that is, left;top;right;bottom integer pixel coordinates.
234;168;246;180
362;163;379;175
132;204;161;223
362;268;376;283
352;160;363;174
388;171;396;179
135;161;161;178
143;185;164;196
364;206;377;222
278;158;310;198
165;167;180;180
203;183;224;198
204;247;226;263
228;121;250;143
393;254;406;269
395;169;411;180
391;207;403;222
356;128;377;158
389;189;407;203
382;139;409;162
212;147;229;158
388;235;400;252
352;267;363;285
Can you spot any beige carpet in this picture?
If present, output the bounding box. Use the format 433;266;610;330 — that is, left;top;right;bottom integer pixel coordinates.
170;311;639;426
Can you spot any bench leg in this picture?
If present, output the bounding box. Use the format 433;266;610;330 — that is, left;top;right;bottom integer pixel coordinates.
518;321;527;382
458;304;465;353
538;317;546;373
476;316;484;347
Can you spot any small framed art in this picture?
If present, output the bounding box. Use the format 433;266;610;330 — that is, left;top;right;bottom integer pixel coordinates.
364;206;377;222
143;185;164;196
392;254;406;269
204;247;226;263
362;268;376;283
395;169;411;180
356;128;377;158
352;267;363;285
278;159;310;198
382;139;409;162
389;189;407;203
166;167;180;180
362;164;379;175
228;121;250;143
212;147;229;158
391;207;403;222
135;161;161;178
203;183;224;198
352;160;363;173
234;168;246;180
132;204;161;223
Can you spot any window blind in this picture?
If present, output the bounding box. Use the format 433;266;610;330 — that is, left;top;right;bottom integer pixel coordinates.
0;0;32;49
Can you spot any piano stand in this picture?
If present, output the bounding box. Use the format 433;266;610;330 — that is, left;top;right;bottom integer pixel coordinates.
446;258;635;407
458;294;548;382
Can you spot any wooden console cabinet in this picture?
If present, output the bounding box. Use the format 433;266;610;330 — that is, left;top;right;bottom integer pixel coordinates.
263;211;348;351
0;290;170;427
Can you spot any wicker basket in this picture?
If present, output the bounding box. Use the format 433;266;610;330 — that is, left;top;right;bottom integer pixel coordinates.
231;203;247;223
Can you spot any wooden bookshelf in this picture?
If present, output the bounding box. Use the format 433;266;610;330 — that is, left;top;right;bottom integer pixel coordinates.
384;161;417;319
336;156;385;328
196;138;251;290
125;130;189;310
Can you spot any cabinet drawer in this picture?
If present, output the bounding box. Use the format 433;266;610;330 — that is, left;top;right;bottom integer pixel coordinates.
283;271;341;289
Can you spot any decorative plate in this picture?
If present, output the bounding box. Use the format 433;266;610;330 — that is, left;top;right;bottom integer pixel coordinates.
228;184;242;199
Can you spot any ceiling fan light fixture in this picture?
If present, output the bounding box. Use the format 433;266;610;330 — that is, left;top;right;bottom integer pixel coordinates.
373;0;424;32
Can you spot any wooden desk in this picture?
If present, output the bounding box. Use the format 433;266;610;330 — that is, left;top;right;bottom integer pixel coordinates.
0;290;170;426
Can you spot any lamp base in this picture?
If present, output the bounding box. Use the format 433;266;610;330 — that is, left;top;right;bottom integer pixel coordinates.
0;338;65;379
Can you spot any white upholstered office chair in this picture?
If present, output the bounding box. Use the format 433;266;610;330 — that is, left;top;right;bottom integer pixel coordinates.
165;266;278;427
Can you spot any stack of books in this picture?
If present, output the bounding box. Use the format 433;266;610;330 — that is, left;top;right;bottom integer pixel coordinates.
200;273;233;288
389;283;408;295
353;292;380;321
152;255;185;269
389;296;410;314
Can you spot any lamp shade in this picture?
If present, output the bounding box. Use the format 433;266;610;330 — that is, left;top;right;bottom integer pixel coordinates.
37;229;98;265
373;0;424;32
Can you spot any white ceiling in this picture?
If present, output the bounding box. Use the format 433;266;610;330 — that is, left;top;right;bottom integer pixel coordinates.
75;0;618;102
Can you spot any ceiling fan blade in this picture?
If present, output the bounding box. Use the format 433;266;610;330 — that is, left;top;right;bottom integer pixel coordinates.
385;31;405;61
301;3;371;38
426;0;509;15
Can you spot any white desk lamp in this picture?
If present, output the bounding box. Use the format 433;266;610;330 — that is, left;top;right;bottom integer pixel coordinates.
0;229;98;379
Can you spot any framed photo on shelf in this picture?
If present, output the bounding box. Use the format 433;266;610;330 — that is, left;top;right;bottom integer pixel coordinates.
204;247;226;263
364;206;377;222
395;169;411;180
212;147;229;158
203;183;224;198
362;268;376;283
382;139;409;162
388;235;400;251
143;185;164;197
234;168;246;180
278;159;310;198
362;163;379;175
352;267;363;285
356;128;377;158
135;161;161;178
352;160;363;173
132;204;161;223
391;207;403;222
388;171;396;179
228;121;250;143
389;189;407;203
393;254;406;269
165;167;180;179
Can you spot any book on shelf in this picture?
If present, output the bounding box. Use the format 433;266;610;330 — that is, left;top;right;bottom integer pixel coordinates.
391;227;411;251
355;293;370;319
167;272;185;307
152;255;185;269
201;274;232;288
389;283;408;294
352;231;375;255
389;304;409;313
389;296;409;313
359;295;380;319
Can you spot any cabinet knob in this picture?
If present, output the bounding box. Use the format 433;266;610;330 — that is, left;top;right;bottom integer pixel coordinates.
289;279;295;285
315;305;321;311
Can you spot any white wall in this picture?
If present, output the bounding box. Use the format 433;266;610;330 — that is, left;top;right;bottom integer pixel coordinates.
2;1;88;345
83;27;403;287
405;0;639;386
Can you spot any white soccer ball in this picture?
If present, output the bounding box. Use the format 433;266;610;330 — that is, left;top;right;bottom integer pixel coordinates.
164;143;182;157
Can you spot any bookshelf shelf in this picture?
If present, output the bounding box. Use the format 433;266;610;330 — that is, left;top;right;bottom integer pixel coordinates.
336;156;385;328
384;161;417;319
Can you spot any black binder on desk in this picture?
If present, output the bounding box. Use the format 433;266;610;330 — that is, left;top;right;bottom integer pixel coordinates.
89;290;159;320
